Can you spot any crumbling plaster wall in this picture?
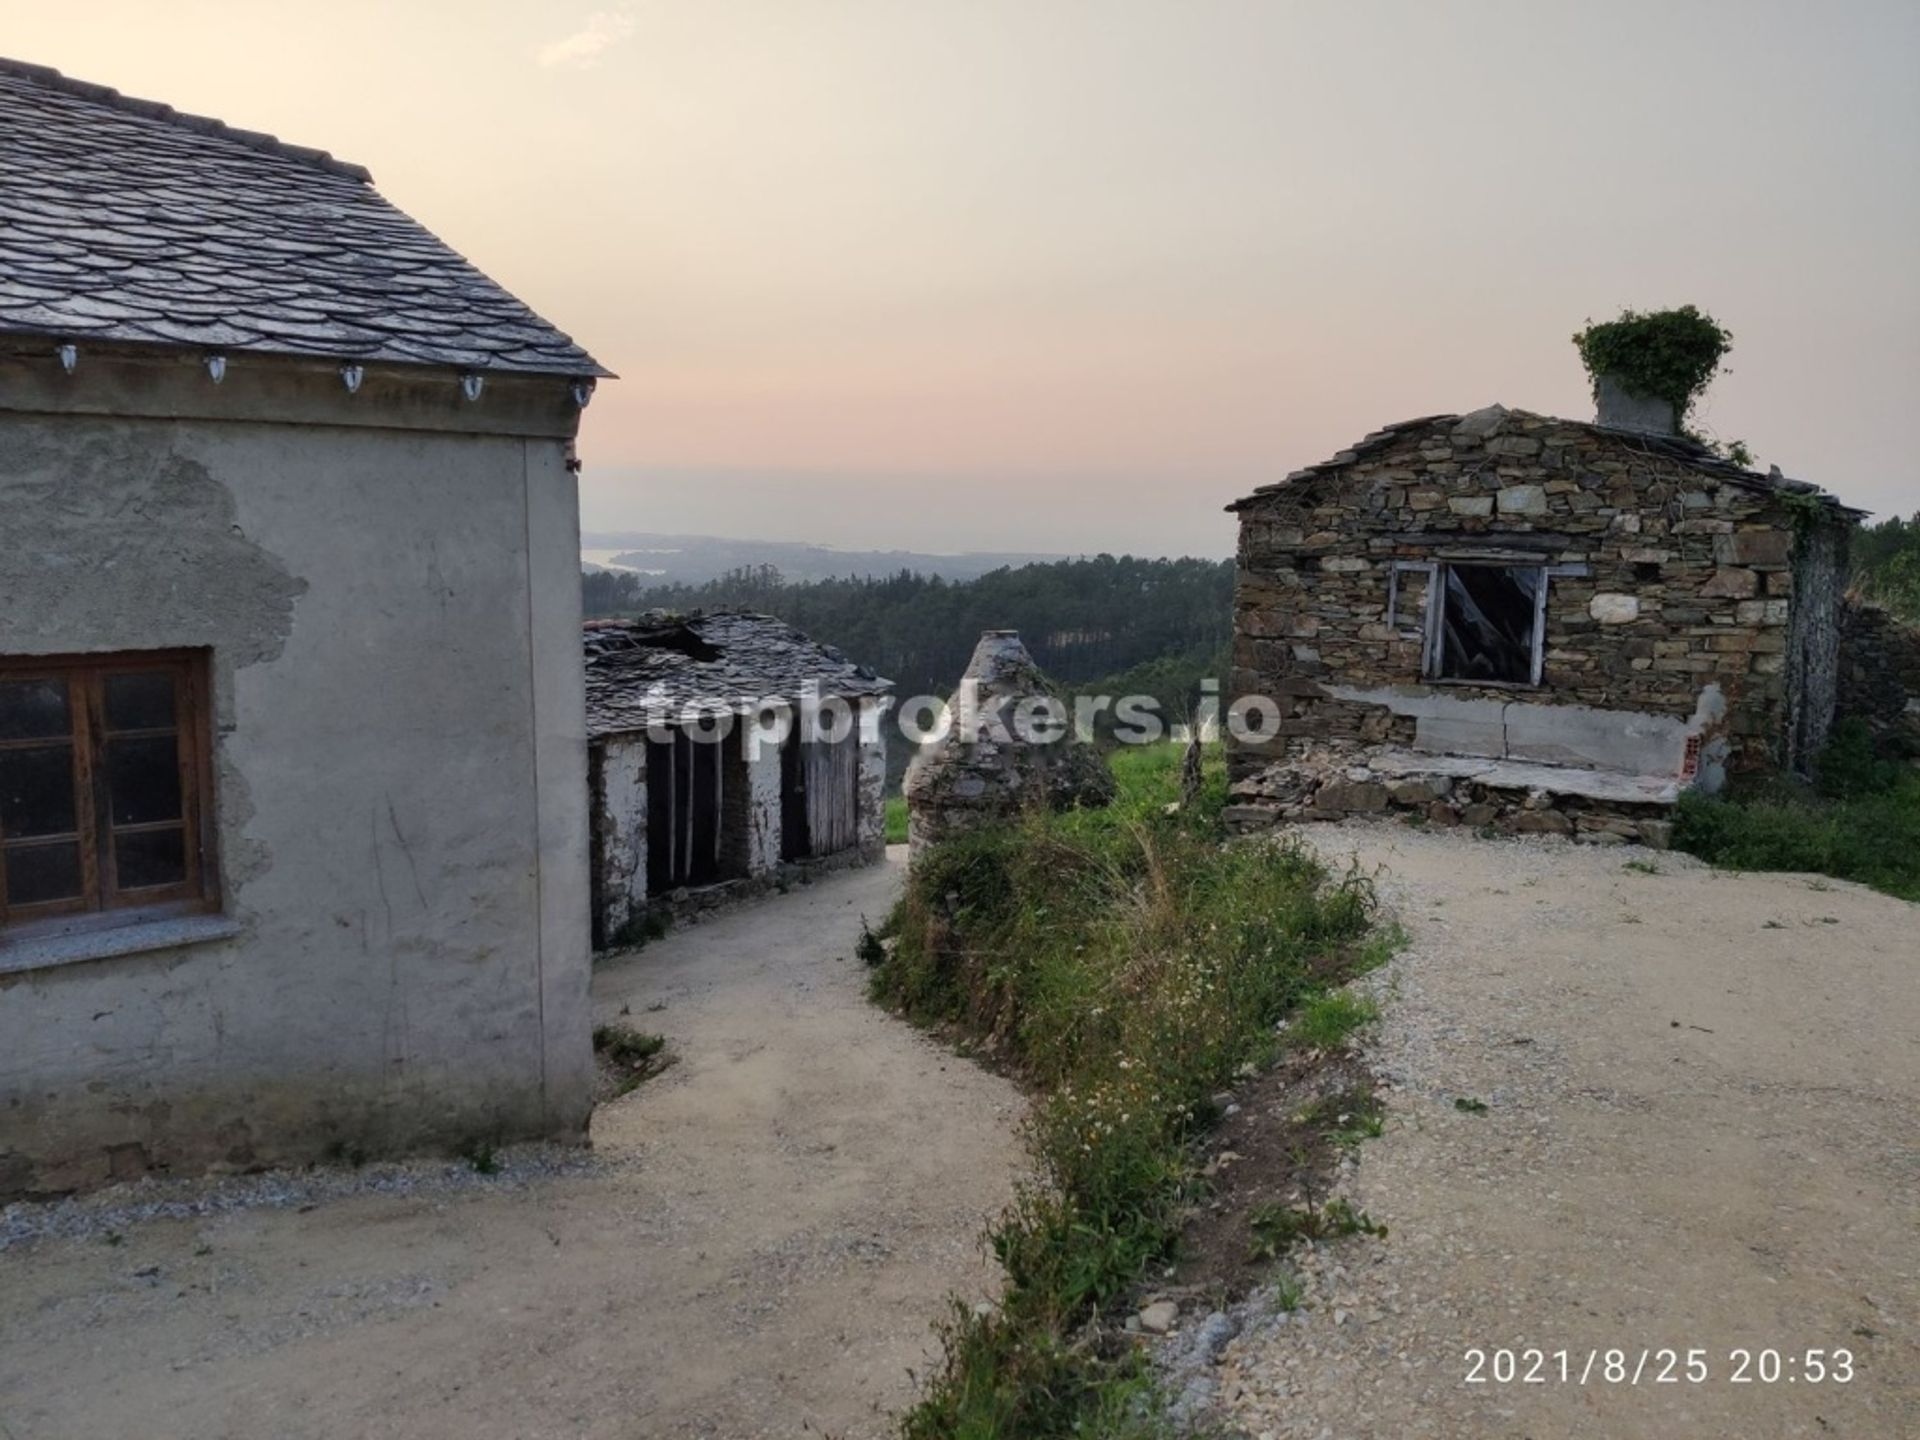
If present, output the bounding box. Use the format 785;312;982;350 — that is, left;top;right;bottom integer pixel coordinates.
857;702;889;855
1229;408;1820;811
589;736;647;948
0;401;592;1196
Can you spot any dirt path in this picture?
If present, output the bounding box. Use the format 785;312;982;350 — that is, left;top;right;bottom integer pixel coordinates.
1212;825;1919;1440
0;852;1023;1440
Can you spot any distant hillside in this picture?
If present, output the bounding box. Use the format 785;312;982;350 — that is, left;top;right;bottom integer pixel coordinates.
581;531;1068;586
581;555;1234;747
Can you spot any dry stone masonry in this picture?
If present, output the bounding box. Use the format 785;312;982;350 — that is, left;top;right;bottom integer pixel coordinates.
1226;404;1861;840
904;630;1114;858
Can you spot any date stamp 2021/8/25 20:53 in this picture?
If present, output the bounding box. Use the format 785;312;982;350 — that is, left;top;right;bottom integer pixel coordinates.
1464;1347;1858;1387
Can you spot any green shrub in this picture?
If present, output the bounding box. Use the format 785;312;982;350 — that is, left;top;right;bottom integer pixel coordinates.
1674;730;1919;902
871;742;1379;1436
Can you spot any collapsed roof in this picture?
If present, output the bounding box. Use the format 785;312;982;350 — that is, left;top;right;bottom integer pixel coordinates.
584;612;893;739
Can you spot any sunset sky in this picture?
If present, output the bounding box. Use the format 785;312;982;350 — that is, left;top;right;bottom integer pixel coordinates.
8;1;1917;556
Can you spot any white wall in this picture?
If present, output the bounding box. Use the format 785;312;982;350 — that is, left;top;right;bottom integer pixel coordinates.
0;387;593;1195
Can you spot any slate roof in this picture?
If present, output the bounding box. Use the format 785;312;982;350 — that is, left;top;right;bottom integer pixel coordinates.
1227;406;1862;517
584;612;893;739
0;58;607;376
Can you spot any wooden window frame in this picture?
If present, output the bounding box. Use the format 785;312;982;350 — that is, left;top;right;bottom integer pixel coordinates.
1420;562;1552;689
0;649;219;938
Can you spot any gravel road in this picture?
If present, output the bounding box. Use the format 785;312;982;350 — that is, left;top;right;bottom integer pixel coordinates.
0;850;1023;1440
1208;824;1918;1440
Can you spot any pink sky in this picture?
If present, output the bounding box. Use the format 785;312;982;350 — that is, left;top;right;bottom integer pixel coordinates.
10;1;1918;555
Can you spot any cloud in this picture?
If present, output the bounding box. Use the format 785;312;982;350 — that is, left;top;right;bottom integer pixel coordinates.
537;9;637;69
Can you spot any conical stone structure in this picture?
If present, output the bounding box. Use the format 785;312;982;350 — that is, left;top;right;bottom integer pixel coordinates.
903;630;1115;860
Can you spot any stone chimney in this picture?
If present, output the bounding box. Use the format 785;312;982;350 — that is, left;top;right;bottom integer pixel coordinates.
902;630;1114;860
1594;372;1677;436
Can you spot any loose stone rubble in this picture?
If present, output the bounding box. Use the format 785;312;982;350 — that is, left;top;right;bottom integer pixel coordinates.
904;629;1114;857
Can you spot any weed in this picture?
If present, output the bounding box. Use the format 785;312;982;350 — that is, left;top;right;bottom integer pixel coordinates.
1621;858;1662;876
607;909;671;951
869;741;1378;1436
594;1024;673;1095
1270;1268;1306;1312
1248;1195;1387;1259
1453;1097;1489;1115
1353;922;1408;975
1326;1096;1387;1148
461;1141;500;1175
855;917;889;968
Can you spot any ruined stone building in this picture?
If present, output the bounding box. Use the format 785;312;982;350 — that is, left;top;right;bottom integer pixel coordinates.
1225;389;1865;842
904;630;1114;858
0;60;606;1195
585;612;891;946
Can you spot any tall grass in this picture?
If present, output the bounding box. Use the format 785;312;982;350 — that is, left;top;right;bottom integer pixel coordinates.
870;744;1380;1438
1674;721;1920;902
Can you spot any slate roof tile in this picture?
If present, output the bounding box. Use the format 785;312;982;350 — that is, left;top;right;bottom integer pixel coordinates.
0;58;607;377
583;612;893;740
1226;407;1859;516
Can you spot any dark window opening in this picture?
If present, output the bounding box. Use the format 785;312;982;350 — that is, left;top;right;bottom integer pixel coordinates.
645;726;747;895
781;727;860;862
1432;564;1545;686
0;652;216;932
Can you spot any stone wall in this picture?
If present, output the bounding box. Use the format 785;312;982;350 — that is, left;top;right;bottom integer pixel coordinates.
1838;602;1920;753
904;632;1114;859
1228;406;1854;826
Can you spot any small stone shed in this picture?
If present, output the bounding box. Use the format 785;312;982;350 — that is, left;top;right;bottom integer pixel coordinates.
585;612;891;945
1226;397;1863;841
0;59;606;1195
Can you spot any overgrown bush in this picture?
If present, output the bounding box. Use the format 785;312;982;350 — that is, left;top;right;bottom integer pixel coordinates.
1674;722;1919;901
870;743;1381;1437
1571;304;1732;427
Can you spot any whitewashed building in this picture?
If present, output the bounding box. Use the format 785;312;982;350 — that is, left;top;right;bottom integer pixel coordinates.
584;613;891;946
0;60;607;1195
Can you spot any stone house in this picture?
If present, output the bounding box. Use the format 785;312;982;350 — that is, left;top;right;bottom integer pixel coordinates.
585;612;891;946
0;60;607;1195
1225;390;1862;842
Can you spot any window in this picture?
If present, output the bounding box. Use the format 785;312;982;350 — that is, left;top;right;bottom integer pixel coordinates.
1428;564;1547;686
644;725;748;894
0;652;216;933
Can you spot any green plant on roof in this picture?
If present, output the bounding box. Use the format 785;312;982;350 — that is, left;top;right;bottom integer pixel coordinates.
1572;305;1733;429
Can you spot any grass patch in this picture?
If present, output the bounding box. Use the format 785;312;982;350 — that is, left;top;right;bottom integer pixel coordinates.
869;742;1379;1438
1287;990;1380;1051
1673;723;1919;901
886;793;910;846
